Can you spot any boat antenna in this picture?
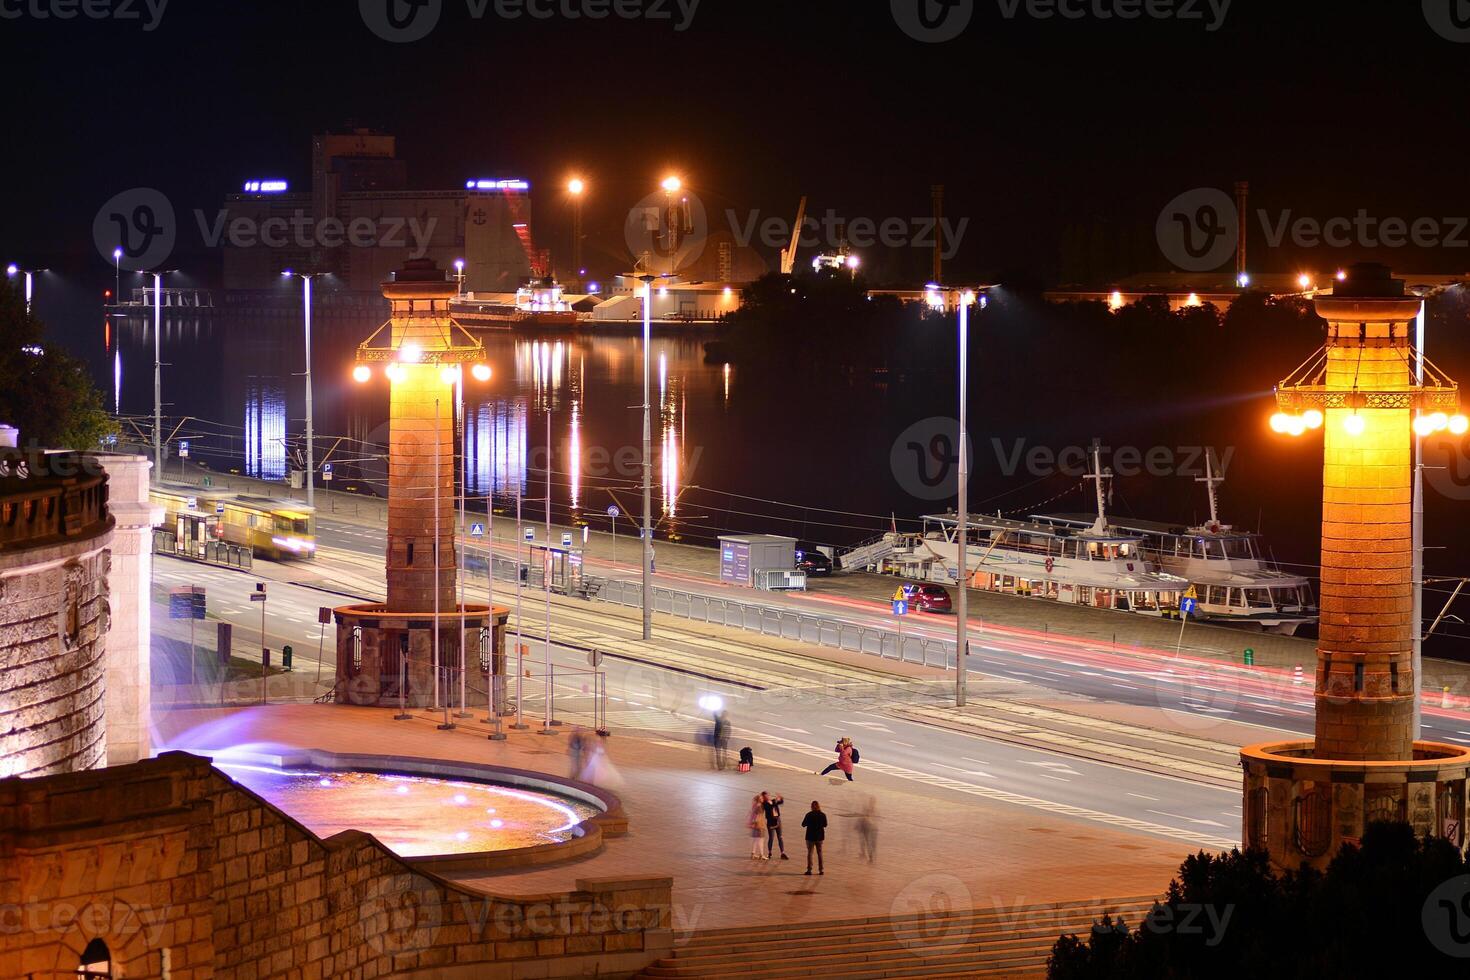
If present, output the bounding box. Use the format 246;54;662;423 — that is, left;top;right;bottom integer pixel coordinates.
1196;448;1223;528
1084;440;1111;533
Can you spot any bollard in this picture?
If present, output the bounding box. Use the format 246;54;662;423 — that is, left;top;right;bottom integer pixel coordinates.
1292;664;1304;686
1244;647;1255;667
1443;686;1451;709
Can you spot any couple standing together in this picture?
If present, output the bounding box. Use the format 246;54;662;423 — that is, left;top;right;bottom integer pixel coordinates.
747;793;829;874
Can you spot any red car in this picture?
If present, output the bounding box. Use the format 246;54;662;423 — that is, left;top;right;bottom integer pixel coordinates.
901;582;952;613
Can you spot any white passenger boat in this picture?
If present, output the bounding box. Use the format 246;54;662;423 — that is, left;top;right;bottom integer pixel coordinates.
901;454;1188;618
1036;452;1317;635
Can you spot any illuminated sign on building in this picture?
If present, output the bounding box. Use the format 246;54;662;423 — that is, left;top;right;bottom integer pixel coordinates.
465;179;530;192
242;180;289;193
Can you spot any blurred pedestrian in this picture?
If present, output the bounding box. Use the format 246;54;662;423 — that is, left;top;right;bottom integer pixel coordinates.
818;737;854;781
856;795;878;864
802;800;827;875
748;794;768;859
712;709;731;770
567;727;587;779
762;791;788;860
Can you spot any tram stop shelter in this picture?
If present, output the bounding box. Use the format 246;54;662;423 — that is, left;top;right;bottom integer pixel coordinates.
528;541;587;595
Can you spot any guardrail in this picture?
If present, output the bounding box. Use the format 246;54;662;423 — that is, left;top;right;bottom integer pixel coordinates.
466;547;958;670
152;529;253;569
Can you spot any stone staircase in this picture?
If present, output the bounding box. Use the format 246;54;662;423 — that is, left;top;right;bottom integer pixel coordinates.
636;896;1157;979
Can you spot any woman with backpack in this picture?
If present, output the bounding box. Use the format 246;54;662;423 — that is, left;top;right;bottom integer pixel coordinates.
817;737;856;781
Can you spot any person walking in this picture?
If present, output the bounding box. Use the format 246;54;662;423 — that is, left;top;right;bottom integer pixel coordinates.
817;737;854;781
801;800;827;875
712;709;731;771
748;794;768;859
567;728;587;779
761;792;788;860
856;795;878;864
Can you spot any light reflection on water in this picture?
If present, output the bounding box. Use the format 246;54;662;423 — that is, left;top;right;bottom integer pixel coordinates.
217;763;598;856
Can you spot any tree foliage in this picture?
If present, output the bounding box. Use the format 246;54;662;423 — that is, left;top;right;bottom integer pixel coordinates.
1048;822;1469;978
0;277;116;450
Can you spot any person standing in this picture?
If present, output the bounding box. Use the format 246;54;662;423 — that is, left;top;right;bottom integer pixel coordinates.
762;792;788;860
801;800;827;875
818;737;854;781
748;794;768;859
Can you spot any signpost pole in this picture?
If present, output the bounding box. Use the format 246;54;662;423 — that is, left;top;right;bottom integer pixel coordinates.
1176;587;1197;656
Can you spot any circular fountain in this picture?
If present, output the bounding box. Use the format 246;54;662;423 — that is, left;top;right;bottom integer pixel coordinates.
209;748;625;872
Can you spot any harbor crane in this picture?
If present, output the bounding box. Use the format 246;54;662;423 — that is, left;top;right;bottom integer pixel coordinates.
779;196;807;275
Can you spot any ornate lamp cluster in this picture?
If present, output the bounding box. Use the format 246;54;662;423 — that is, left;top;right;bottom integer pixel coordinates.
351;318;492;387
1269;341;1465;438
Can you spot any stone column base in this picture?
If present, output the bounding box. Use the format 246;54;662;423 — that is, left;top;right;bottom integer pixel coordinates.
1240;740;1470;871
332;603;510;710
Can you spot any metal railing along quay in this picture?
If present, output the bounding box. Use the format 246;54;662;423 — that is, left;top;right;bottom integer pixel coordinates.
470;550;959;670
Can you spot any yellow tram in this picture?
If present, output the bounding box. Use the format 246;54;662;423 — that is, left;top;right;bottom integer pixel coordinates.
150;484;317;561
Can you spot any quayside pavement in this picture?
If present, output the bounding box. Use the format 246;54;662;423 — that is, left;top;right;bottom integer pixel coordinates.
154;703;1186;938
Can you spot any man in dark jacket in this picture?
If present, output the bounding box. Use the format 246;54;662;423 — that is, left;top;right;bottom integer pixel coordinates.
801;800;827;875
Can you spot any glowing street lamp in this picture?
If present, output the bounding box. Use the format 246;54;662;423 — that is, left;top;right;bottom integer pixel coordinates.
453;259;465;297
112;248;123;307
661;175;681;193
6;263;43;314
567;178;585;288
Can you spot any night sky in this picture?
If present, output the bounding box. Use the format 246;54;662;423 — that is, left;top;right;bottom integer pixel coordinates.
5;1;1470;285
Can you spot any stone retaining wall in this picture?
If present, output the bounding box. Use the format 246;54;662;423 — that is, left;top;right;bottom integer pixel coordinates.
0;752;672;979
0;538;112;778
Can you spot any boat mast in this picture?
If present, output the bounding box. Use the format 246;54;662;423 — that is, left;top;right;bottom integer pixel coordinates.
1085;441;1110;534
1196;448;1223;527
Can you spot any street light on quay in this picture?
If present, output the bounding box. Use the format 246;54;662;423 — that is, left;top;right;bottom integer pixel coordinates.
112;248;123;307
454;259;465;296
281;270;322;510
6;263;46;315
566;178;585;288
136;268;177;483
955;289;975;708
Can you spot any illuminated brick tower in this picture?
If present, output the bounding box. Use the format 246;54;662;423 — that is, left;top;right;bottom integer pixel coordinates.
1241;264;1470;869
333;259;508;710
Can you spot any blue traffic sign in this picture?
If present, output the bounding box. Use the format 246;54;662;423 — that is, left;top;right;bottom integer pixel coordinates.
892;599;908;616
1181;597;1198;617
470;522;485;537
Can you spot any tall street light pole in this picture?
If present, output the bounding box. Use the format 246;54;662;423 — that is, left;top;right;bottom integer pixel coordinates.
567;178;585;289
956;290;973;708
112;249;122;307
638;274;655;641
282;271;318;510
